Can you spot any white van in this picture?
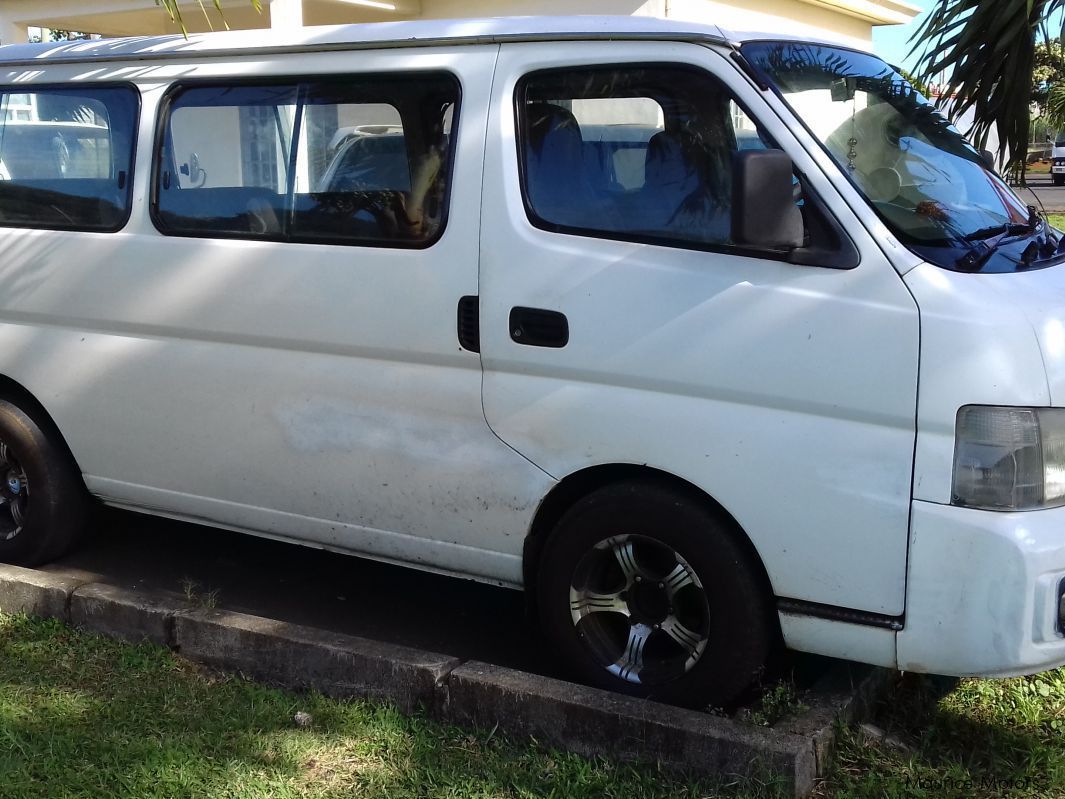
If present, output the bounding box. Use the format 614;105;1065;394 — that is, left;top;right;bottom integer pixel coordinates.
1052;135;1065;185
0;17;1061;709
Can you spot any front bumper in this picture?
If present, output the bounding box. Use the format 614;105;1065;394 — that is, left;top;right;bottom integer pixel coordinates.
898;500;1065;677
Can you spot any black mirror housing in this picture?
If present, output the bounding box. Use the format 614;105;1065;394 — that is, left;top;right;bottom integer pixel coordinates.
731;149;804;250
980;149;996;171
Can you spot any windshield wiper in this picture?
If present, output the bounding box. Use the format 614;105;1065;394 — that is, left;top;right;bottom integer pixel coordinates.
964;206;1044;243
955;214;1038;271
964;221;1037;241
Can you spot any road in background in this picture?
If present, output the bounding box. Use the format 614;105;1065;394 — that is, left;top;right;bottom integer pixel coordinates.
1016;173;1065;213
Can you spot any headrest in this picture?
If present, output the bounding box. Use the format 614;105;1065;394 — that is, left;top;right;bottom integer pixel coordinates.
526;103;581;156
644;130;698;190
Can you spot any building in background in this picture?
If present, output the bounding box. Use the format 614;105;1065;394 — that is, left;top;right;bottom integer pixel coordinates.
0;0;918;51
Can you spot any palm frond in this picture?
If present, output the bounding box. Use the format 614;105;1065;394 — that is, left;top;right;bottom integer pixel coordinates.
154;0;264;37
911;0;1065;171
1046;82;1065;130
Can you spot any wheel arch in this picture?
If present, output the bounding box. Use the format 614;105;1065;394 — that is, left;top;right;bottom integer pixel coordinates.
522;464;777;607
0;374;83;475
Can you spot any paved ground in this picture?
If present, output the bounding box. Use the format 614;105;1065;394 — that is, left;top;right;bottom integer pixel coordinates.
43;507;556;675
1013;173;1065;213
41;506;829;689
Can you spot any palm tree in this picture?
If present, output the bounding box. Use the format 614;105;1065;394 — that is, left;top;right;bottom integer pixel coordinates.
912;0;1064;173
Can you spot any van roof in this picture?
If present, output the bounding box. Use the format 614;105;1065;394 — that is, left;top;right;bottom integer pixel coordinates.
0;16;842;67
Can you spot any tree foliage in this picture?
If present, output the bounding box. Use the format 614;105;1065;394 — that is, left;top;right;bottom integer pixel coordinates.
156;0;263;34
1033;40;1065;107
912;0;1065;171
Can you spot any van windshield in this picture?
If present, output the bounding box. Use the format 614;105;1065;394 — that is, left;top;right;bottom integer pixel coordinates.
741;41;1060;273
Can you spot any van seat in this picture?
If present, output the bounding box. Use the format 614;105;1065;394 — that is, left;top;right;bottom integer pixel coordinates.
631;130;729;243
525;103;618;231
292;190;414;241
321;134;411;193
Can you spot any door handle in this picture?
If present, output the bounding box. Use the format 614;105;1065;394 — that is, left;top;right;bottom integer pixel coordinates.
510;307;569;348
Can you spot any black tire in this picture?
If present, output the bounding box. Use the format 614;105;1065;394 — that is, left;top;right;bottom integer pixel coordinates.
537;479;774;709
0;399;87;566
1054;175;1064;186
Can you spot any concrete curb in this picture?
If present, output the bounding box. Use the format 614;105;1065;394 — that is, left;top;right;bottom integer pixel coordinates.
0;563;886;797
173;608;461;713
441;660;815;791
774;662;889;776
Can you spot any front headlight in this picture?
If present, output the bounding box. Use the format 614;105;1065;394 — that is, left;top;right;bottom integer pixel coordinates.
952;406;1065;510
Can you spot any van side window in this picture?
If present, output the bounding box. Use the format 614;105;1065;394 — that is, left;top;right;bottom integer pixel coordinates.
0;86;138;232
156;84;296;237
154;74;458;247
517;67;775;250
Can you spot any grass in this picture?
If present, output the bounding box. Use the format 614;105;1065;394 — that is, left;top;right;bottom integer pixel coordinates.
817;671;1065;798
180;577;220;610
0;613;783;799
7;613;1065;798
1048;214;1065;230
738;680;809;728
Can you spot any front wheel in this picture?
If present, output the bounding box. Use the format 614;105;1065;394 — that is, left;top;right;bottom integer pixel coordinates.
537;480;775;709
1054;175;1064;186
0;399;87;566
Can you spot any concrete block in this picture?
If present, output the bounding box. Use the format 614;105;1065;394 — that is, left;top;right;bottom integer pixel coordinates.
774;662;891;775
70;583;187;646
0;563;82;621
440;661;816;797
173;608;461;712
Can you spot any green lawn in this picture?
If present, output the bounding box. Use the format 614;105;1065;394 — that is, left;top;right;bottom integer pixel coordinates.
818;673;1065;798
5;612;1065;798
0;613;765;799
1049;214;1065;230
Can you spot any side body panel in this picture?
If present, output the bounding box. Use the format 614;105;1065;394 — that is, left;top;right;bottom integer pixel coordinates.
903;264;1051;505
0;48;552;586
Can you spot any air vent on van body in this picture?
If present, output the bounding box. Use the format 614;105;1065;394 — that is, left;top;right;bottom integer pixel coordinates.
457;295;479;352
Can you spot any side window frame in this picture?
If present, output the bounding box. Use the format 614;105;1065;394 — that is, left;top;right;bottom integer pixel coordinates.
513;62;857;268
0;82;141;234
150;72;462;250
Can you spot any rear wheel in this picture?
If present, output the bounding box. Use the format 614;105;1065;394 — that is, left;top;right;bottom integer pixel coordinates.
537;480;774;709
0;400;87;566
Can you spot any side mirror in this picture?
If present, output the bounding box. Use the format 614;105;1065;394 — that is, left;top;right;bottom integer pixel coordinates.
980;150;996;171
731;149;803;250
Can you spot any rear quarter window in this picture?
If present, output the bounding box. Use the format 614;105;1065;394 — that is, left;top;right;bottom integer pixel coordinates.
0;86;139;232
